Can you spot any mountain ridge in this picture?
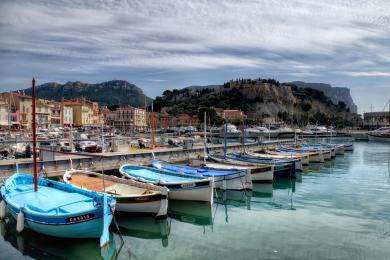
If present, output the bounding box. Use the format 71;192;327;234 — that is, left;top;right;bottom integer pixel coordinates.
22;80;152;107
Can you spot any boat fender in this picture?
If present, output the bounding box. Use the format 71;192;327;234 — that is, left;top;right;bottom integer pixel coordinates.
0;200;6;219
16;210;24;233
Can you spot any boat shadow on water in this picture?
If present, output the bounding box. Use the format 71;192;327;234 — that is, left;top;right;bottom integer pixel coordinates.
114;213;170;248
0;218;119;260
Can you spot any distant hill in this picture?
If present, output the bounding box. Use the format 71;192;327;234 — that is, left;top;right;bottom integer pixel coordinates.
154;78;360;127
22;80;152;107
289;81;357;113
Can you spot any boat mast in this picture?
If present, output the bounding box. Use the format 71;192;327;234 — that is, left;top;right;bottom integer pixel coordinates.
31;78;38;192
204;111;207;163
151;101;155;148
223;118;227;159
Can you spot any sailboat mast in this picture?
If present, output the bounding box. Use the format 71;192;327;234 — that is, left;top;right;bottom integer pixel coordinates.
151;101;155;148
31;78;38;192
223;118;227;159
204;111;207;163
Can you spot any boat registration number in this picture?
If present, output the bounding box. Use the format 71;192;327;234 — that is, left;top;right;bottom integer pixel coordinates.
66;213;94;223
181;183;196;188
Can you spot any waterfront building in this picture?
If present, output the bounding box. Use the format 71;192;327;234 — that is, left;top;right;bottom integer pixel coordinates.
363;111;390;128
62;105;73;127
0;99;9;128
113;106;147;132
62;100;91;127
0;92;32;129
176;114;199;127
36;99;52;129
157;112;177;129
222;109;245;122
49;101;62;128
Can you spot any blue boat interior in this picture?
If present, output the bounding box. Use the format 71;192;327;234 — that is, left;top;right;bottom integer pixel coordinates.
154;161;241;177
121;165;204;183
3;174;101;215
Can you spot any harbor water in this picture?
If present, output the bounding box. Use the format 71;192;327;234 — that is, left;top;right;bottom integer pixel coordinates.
1;142;390;259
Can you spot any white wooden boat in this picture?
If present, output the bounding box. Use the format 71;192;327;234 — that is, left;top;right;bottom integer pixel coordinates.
264;150;310;165
245;151;303;171
152;160;252;190
119;165;213;203
64;169;168;218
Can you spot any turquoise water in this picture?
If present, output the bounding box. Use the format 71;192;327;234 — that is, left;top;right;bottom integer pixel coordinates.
1;142;390;259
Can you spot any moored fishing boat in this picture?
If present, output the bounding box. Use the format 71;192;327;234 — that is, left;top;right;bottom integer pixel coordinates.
342;143;354;151
296;145;334;159
0;171;115;245
151;159;252;190
119;164;213;203
213;153;295;178
276;148;325;163
63;169;168;218
245;151;303;171
367;133;390;142
192;160;274;183
0;78;114;247
264;150;310;165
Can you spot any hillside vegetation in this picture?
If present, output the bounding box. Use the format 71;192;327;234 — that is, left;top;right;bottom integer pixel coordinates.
154;78;360;127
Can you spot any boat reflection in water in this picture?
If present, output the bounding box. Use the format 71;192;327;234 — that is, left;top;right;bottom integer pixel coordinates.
214;190;252;209
0;218;118;260
115;213;170;248
168;200;212;226
251;183;273;198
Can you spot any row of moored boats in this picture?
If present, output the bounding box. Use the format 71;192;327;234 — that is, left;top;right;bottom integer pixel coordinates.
0;142;353;247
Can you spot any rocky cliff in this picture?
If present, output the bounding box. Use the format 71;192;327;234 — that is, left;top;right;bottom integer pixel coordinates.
153;78;360;127
289;81;357;113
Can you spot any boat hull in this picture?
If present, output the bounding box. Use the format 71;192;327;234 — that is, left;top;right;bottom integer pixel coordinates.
202;161;274;183
6;201;111;239
116;195;167;218
119;165;213;203
250;168;274;183
368;134;390;142
165;182;213;203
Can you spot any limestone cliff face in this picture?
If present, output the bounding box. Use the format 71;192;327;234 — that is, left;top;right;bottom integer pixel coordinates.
154;78;359;126
290;81;357;113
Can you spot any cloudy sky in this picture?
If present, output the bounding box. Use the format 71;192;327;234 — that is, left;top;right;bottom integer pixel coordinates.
0;0;389;113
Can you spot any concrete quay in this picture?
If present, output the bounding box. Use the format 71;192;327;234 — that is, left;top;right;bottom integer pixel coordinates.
0;139;296;178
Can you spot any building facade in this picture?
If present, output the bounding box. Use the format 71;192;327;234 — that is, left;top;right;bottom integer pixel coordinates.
114;106;147;132
36;99;51;129
62;100;94;127
62;106;73;126
364;112;390;127
0;99;9;128
222;109;245;122
0;92;32;129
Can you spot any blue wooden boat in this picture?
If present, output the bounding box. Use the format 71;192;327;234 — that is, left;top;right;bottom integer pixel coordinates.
119;164;213;203
222;154;295;178
0;171;115;246
0;79;115;248
151;160;252;190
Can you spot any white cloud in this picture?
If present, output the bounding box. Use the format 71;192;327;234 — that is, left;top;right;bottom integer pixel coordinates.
0;0;390;110
341;71;390;77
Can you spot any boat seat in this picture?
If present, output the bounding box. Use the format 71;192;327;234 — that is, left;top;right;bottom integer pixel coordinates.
15;185;33;192
25;191;94;213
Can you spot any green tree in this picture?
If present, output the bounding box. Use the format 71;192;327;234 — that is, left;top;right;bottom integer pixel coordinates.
198;107;223;125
